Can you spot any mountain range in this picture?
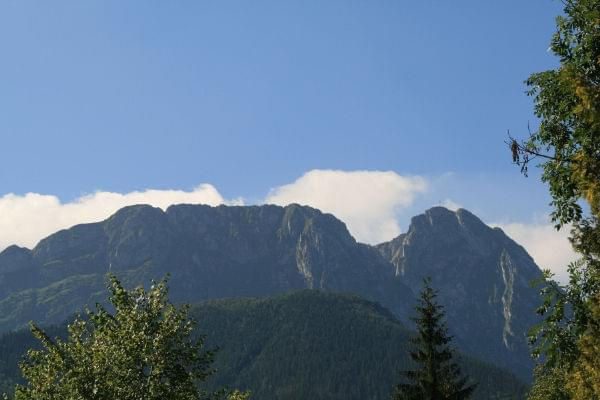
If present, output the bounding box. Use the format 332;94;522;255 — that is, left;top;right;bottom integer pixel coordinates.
0;203;543;381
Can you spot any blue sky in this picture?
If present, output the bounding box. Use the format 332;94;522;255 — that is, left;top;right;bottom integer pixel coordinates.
0;1;575;280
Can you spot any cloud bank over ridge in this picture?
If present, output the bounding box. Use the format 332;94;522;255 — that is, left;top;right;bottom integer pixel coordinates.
0;170;428;252
265;169;428;244
0;185;235;251
0;170;577;284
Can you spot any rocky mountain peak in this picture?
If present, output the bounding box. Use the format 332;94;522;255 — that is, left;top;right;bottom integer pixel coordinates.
407;207;495;246
376;206;543;379
0;246;33;274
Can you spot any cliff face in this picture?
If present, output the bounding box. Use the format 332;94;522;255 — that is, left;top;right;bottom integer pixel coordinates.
0;204;542;380
376;207;542;379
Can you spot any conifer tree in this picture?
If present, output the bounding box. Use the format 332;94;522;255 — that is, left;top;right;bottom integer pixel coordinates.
392;278;475;400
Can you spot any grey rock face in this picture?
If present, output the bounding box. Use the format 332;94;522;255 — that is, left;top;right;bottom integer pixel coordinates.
376;207;542;380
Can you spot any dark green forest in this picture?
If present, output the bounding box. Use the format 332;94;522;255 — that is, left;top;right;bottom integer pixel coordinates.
0;290;527;399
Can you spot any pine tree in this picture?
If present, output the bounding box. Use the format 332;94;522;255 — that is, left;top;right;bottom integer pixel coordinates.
392;278;476;400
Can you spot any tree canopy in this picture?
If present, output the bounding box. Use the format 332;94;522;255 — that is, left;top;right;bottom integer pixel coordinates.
510;0;599;398
7;275;221;400
512;0;600;233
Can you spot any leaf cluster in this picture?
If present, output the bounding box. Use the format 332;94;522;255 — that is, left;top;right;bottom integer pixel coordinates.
511;0;600;230
509;0;600;398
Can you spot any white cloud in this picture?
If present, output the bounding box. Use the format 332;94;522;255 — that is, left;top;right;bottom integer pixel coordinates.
493;220;578;284
440;198;461;211
265;169;428;244
0;185;235;251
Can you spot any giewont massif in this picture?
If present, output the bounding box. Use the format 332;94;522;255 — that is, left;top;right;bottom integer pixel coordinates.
0;203;542;384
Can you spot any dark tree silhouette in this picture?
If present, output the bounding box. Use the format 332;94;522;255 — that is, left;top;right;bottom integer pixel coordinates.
392;278;476;400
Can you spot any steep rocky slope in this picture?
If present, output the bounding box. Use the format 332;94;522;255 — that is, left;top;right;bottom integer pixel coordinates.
376;207;542;379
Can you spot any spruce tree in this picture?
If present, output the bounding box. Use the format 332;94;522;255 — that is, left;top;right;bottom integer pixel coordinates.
392;278;475;400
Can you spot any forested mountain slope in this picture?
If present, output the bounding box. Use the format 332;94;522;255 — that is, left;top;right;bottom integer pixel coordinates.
0;291;527;399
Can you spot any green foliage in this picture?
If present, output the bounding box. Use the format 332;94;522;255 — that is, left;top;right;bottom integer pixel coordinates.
528;260;598;367
226;390;251;400
510;0;600;397
8;275;218;400
392;279;475;400
567;293;600;399
513;0;600;231
527;365;570;400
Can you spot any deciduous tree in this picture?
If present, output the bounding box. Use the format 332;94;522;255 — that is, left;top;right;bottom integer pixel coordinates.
510;0;599;398
10;275;220;400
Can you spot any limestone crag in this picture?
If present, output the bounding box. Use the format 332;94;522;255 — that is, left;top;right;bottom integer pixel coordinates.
376;207;542;379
